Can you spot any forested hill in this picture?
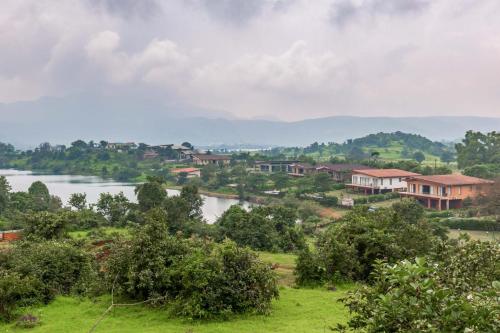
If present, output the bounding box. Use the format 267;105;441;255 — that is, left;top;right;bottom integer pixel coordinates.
276;132;455;163
346;132;449;157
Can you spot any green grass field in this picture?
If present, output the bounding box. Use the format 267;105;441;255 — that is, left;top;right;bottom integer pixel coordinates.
0;286;352;333
0;248;352;333
448;229;499;242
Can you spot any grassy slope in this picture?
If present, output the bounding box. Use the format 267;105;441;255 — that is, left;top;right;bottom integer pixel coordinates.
0;287;351;333
0;250;352;333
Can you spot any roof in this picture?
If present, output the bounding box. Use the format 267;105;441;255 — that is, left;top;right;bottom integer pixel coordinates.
255;160;299;165
352;168;421;178
316;163;371;172
290;163;314;169
171;167;200;173
405;174;494;186
192;154;231;161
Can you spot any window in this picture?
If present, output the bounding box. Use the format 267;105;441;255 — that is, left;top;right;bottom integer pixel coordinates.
380;179;384;186
389;178;393;185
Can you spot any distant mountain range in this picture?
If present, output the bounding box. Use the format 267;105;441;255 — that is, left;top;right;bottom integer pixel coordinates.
0;95;499;147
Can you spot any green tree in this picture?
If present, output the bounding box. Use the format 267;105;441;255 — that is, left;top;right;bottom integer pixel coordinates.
134;177;166;211
413;151;425;163
28;181;51;211
68;193;87;211
0;176;11;214
313;172;332;192
23;211;67;240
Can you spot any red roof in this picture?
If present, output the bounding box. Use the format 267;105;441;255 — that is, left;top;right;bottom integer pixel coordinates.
352;168;420;178
171;167;200;173
405;174;494;186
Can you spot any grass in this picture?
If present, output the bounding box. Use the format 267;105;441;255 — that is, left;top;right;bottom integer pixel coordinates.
69;227;132;239
448;229;500;242
0;286;352;333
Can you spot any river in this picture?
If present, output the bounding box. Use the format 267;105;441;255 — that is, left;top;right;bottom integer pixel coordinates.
0;169;252;224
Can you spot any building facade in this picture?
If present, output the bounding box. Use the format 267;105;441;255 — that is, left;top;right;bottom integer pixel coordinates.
192;154;231;166
400;174;494;210
348;168;421;194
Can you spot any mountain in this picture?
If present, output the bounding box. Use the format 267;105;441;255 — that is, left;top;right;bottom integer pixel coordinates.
0;95;499;147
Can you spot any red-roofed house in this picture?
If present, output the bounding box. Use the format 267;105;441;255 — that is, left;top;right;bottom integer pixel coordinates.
171;167;201;178
400;174;494;210
347;168;421;194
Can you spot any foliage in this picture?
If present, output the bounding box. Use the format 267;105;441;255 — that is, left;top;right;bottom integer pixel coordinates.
456;131;500;168
23;211;68;240
295;202;439;284
0;176;10;215
96;192;132;226
437;218;500;231
105;211;279;319
0;270;42;322
135;177;167;211
413;150;425;163
215;205;306;252
28;181;51;211
68;193;87;210
339;239;500;332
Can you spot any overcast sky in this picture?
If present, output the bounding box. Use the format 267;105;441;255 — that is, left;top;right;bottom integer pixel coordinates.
1;0;500;121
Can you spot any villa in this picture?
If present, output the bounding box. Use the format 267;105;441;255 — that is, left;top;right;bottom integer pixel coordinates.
400;174;494;210
347;168;421;194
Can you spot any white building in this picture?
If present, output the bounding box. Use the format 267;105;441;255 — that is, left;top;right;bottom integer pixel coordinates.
348;169;421;194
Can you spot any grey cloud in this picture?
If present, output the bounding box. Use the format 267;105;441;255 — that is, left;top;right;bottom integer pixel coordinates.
87;0;162;19
330;0;431;27
194;0;266;24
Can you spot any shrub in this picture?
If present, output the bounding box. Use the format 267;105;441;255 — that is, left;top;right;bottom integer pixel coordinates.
440;218;500;231
0;270;42;322
5;241;97;301
23;211;68;240
339;239;500;332
170;240;279;319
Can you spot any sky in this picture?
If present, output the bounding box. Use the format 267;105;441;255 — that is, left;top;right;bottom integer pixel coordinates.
1;0;500;121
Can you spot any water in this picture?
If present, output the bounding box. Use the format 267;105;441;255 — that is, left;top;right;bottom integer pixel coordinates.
0;169;251;224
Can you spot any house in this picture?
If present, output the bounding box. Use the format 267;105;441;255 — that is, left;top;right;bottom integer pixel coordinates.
171;167;201;178
400;174;494;210
142;150;159;159
288;163;370;182
288;163;314;176
254;160;299;173
0;229;22;242
106;142;137;151
192;154;231;166
347;168;421;194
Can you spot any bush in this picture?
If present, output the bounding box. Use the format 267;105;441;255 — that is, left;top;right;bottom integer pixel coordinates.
170;240;279;319
5;241;97;301
295;204;438;285
0;270;42;322
105;213;279;319
339;239;500;332
440;218;500;231
23;211;67;240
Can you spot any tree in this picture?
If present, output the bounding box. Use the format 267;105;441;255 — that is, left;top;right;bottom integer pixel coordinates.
96;192;130;226
347;147;366;161
134;177;166;211
455;131;500;168
313;172;332;192
413;151;425;163
68;193;87;211
23;211;67;240
181;142;193;150
28;181;51;211
0;176;11;214
176;172;188;185
180;184;204;220
270;172;289;190
440;150;455;164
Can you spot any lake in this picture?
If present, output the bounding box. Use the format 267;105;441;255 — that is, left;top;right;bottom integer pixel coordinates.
0;169;251;224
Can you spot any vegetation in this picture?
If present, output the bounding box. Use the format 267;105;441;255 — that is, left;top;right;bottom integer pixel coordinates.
457;131;500;179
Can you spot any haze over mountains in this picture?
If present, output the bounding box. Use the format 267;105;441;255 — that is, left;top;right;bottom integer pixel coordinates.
1;95;499;148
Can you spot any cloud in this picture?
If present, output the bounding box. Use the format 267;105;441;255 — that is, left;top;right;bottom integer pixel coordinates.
87;0;162;19
330;0;431;27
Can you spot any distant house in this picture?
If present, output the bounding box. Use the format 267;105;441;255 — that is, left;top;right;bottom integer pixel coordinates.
400;174;494;210
254;160;299;173
106;142;137;151
348;168;421;194
171;167;201;178
288;163;370;182
142;150;159;159
192;154;231;166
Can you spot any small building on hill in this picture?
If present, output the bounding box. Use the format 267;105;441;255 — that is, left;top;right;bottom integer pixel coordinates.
348;168;421;194
106;142;137;151
171;167;201;178
254;160;299;173
142;150;159;159
192;154;231;166
400;174;494;210
289;163;370;182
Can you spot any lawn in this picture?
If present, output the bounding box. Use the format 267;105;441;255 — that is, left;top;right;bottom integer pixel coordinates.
448;229;499;242
0;287;352;333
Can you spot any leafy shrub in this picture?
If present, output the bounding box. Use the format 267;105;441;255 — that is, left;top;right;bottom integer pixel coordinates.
105;211;279;319
0;270;42;322
295;203;438;284
170;240;279;319
23;211;68;240
339;239;500;332
439;218;500;231
5;241;97;301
